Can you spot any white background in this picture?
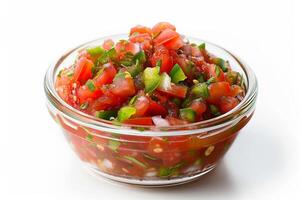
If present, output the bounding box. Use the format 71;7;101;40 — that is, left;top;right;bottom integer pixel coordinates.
0;0;299;199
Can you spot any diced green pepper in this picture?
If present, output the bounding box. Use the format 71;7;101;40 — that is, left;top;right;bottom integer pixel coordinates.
86;134;93;142
143;66;161;93
87;46;105;56
133;50;146;64
107;47;117;60
209;105;221;116
215;65;221;77
123;156;147;168
85;80;96;92
129;95;138;105
169;64;187;83
126;60;143;77
206;77;216;85
198;43;206;50
108;139;121;152
197;73;205;83
171;98;181;106
117;106;136;122
159;162;185;177
212;57;229;72
190;83;210;99
179;108;196;122
95;110;117;120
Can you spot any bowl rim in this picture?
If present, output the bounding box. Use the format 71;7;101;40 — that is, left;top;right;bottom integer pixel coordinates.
44;34;258;136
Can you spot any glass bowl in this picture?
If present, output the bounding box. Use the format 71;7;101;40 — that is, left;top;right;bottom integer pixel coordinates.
44;34;258;187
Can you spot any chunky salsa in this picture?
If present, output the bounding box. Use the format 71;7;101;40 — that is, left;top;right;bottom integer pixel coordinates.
55;22;245;126
51;22;251;183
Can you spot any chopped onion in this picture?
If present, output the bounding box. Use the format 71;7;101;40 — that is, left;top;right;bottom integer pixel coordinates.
152;116;170;127
158;73;171;90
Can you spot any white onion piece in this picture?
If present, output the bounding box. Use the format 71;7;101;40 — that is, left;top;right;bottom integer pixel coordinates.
158;73;171;90
152;116;170;127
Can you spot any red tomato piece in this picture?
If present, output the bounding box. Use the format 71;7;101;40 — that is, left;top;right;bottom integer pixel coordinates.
207;82;231;104
204;63;225;82
153;29;179;46
162;36;184;50
190;100;207;116
93;63;117;88
123;117;154;126
157;84;188;99
134;96;150;117
147;100;168;116
130;25;152;36
152;22;176;36
102;39;114;50
230;85;244;97
73;57;94;85
77;85;103;104
150;45;173;73
219;96;239;113
111;76;136;98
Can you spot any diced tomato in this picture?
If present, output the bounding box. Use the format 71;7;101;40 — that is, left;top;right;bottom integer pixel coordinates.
150;45;173;73
115;41;140;57
204;63;225;82
93;63;117;88
152;22;176;36
129;33;152;51
111;76;136;98
153;29;179;46
190;100;207;116
207;82;231;104
162;36;184;50
73;57;94;85
130;25;152;36
102;39;114;50
219;96;239;113
123;117;154;126
134;96;150;117
148;100;168;116
230;85;243;97
77;85;103;104
157;84;187;98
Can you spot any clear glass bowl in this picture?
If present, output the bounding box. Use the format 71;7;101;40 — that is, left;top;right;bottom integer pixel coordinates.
44;34;258;187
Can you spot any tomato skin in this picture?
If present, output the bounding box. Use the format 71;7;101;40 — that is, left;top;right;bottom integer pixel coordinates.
93;63;117;88
190;100;207;116
166;117;187;126
111;77;136;98
102;39;114;50
204;64;225;82
150;45;173;73
153;29;179;46
230;85;243;97
207;82;231;104
148;100;168;116
152;22;176;36
134;96;150;117
123;117;154;126
73;57;94;85
77;85;103;104
219;96;239;113
130;25;152;36
157;84;187;99
162;36;184;50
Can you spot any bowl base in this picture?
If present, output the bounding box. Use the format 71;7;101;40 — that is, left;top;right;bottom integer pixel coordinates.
83;164;216;187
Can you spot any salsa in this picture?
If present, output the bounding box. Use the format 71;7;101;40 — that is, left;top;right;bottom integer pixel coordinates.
51;22;251;183
55;22;245;126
